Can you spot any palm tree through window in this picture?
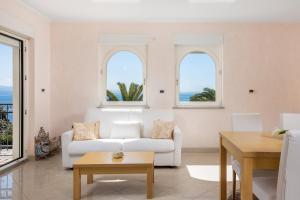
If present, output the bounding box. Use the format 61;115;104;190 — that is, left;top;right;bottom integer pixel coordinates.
106;51;144;102
179;52;216;102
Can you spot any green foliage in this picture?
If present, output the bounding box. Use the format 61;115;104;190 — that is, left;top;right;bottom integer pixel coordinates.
278;129;288;135
107;82;143;101
272;129;288;137
190;88;216;102
0;106;8;121
0;119;13;145
106;90;119;101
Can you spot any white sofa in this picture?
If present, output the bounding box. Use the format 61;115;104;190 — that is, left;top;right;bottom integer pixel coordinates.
61;108;182;168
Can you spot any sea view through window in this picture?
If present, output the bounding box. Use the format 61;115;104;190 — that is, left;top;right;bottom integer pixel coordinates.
0;43;13;122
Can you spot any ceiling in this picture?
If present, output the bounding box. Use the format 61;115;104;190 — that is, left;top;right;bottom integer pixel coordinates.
20;0;300;22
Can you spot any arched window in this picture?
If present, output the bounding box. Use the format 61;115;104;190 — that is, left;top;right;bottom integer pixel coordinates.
176;50;222;107
105;50;145;103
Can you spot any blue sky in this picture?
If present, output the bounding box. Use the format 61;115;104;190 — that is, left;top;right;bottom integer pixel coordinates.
0;43;13;87
180;52;215;93
107;51;143;92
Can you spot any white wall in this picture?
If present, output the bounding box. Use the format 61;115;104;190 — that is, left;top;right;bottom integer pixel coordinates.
0;0;51;155
50;22;300;148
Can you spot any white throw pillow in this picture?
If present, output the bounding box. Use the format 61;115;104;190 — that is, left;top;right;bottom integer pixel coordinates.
110;121;141;139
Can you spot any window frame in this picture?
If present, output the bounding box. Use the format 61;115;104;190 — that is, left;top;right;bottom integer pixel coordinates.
175;45;223;108
101;47;147;106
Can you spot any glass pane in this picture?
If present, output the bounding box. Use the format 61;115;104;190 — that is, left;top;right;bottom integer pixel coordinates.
0;35;22;167
106;51;143;102
0;173;13;199
179;52;216;102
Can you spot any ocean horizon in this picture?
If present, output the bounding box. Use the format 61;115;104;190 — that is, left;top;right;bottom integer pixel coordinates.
1;90;199;103
108;91;197;102
179;92;197;101
1;88;199;107
0;86;13;122
0;95;12;104
0;86;13;104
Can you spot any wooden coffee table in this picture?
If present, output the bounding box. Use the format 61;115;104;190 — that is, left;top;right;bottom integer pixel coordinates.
73;152;155;200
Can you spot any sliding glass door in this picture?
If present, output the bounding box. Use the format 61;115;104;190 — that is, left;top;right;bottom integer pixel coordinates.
0;32;23;167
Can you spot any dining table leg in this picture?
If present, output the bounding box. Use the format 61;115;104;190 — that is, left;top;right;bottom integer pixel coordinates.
240;158;253;200
220;136;227;200
87;174;93;184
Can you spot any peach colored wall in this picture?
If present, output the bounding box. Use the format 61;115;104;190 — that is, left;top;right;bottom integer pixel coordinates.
51;22;300;148
0;0;51;155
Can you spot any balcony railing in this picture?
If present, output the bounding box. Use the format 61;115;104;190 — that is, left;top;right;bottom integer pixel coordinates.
0;104;13;153
0;104;13;121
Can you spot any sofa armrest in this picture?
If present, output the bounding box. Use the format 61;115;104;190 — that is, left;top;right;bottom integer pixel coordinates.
62;130;73;147
61;130;73;167
173;126;182;166
173;126;182;142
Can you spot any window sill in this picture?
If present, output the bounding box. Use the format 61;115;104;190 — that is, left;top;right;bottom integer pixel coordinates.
173;105;225;109
97;104;150;109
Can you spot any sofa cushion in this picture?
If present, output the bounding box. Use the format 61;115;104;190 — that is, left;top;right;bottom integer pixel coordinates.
142;110;174;138
68;139;123;156
122;138;174;153
110;121;141;139
151;119;175;139
72;121;100;141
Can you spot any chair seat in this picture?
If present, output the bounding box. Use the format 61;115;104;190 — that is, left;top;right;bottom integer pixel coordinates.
253;177;277;200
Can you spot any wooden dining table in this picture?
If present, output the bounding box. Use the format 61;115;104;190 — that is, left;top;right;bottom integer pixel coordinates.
219;131;282;200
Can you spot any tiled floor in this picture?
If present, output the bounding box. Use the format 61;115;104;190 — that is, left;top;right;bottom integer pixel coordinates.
0;149;13;165
0;152;237;200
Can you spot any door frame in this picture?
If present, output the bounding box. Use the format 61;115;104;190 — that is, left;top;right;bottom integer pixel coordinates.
0;30;28;171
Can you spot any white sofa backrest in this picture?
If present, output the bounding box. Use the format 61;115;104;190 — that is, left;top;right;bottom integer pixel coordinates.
84;108;174;138
84;108;143;138
280;113;300;131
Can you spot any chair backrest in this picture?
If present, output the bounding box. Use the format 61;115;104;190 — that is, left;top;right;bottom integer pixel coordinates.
280;113;300;130
84;108;174;138
231;113;263;132
276;131;300;200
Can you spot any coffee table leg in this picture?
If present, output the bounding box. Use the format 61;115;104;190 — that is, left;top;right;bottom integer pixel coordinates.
87;174;93;184
153;168;154;183
73;168;81;200
147;167;153;199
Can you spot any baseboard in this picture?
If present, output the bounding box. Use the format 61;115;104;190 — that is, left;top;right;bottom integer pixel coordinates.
0;157;28;175
182;147;219;153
